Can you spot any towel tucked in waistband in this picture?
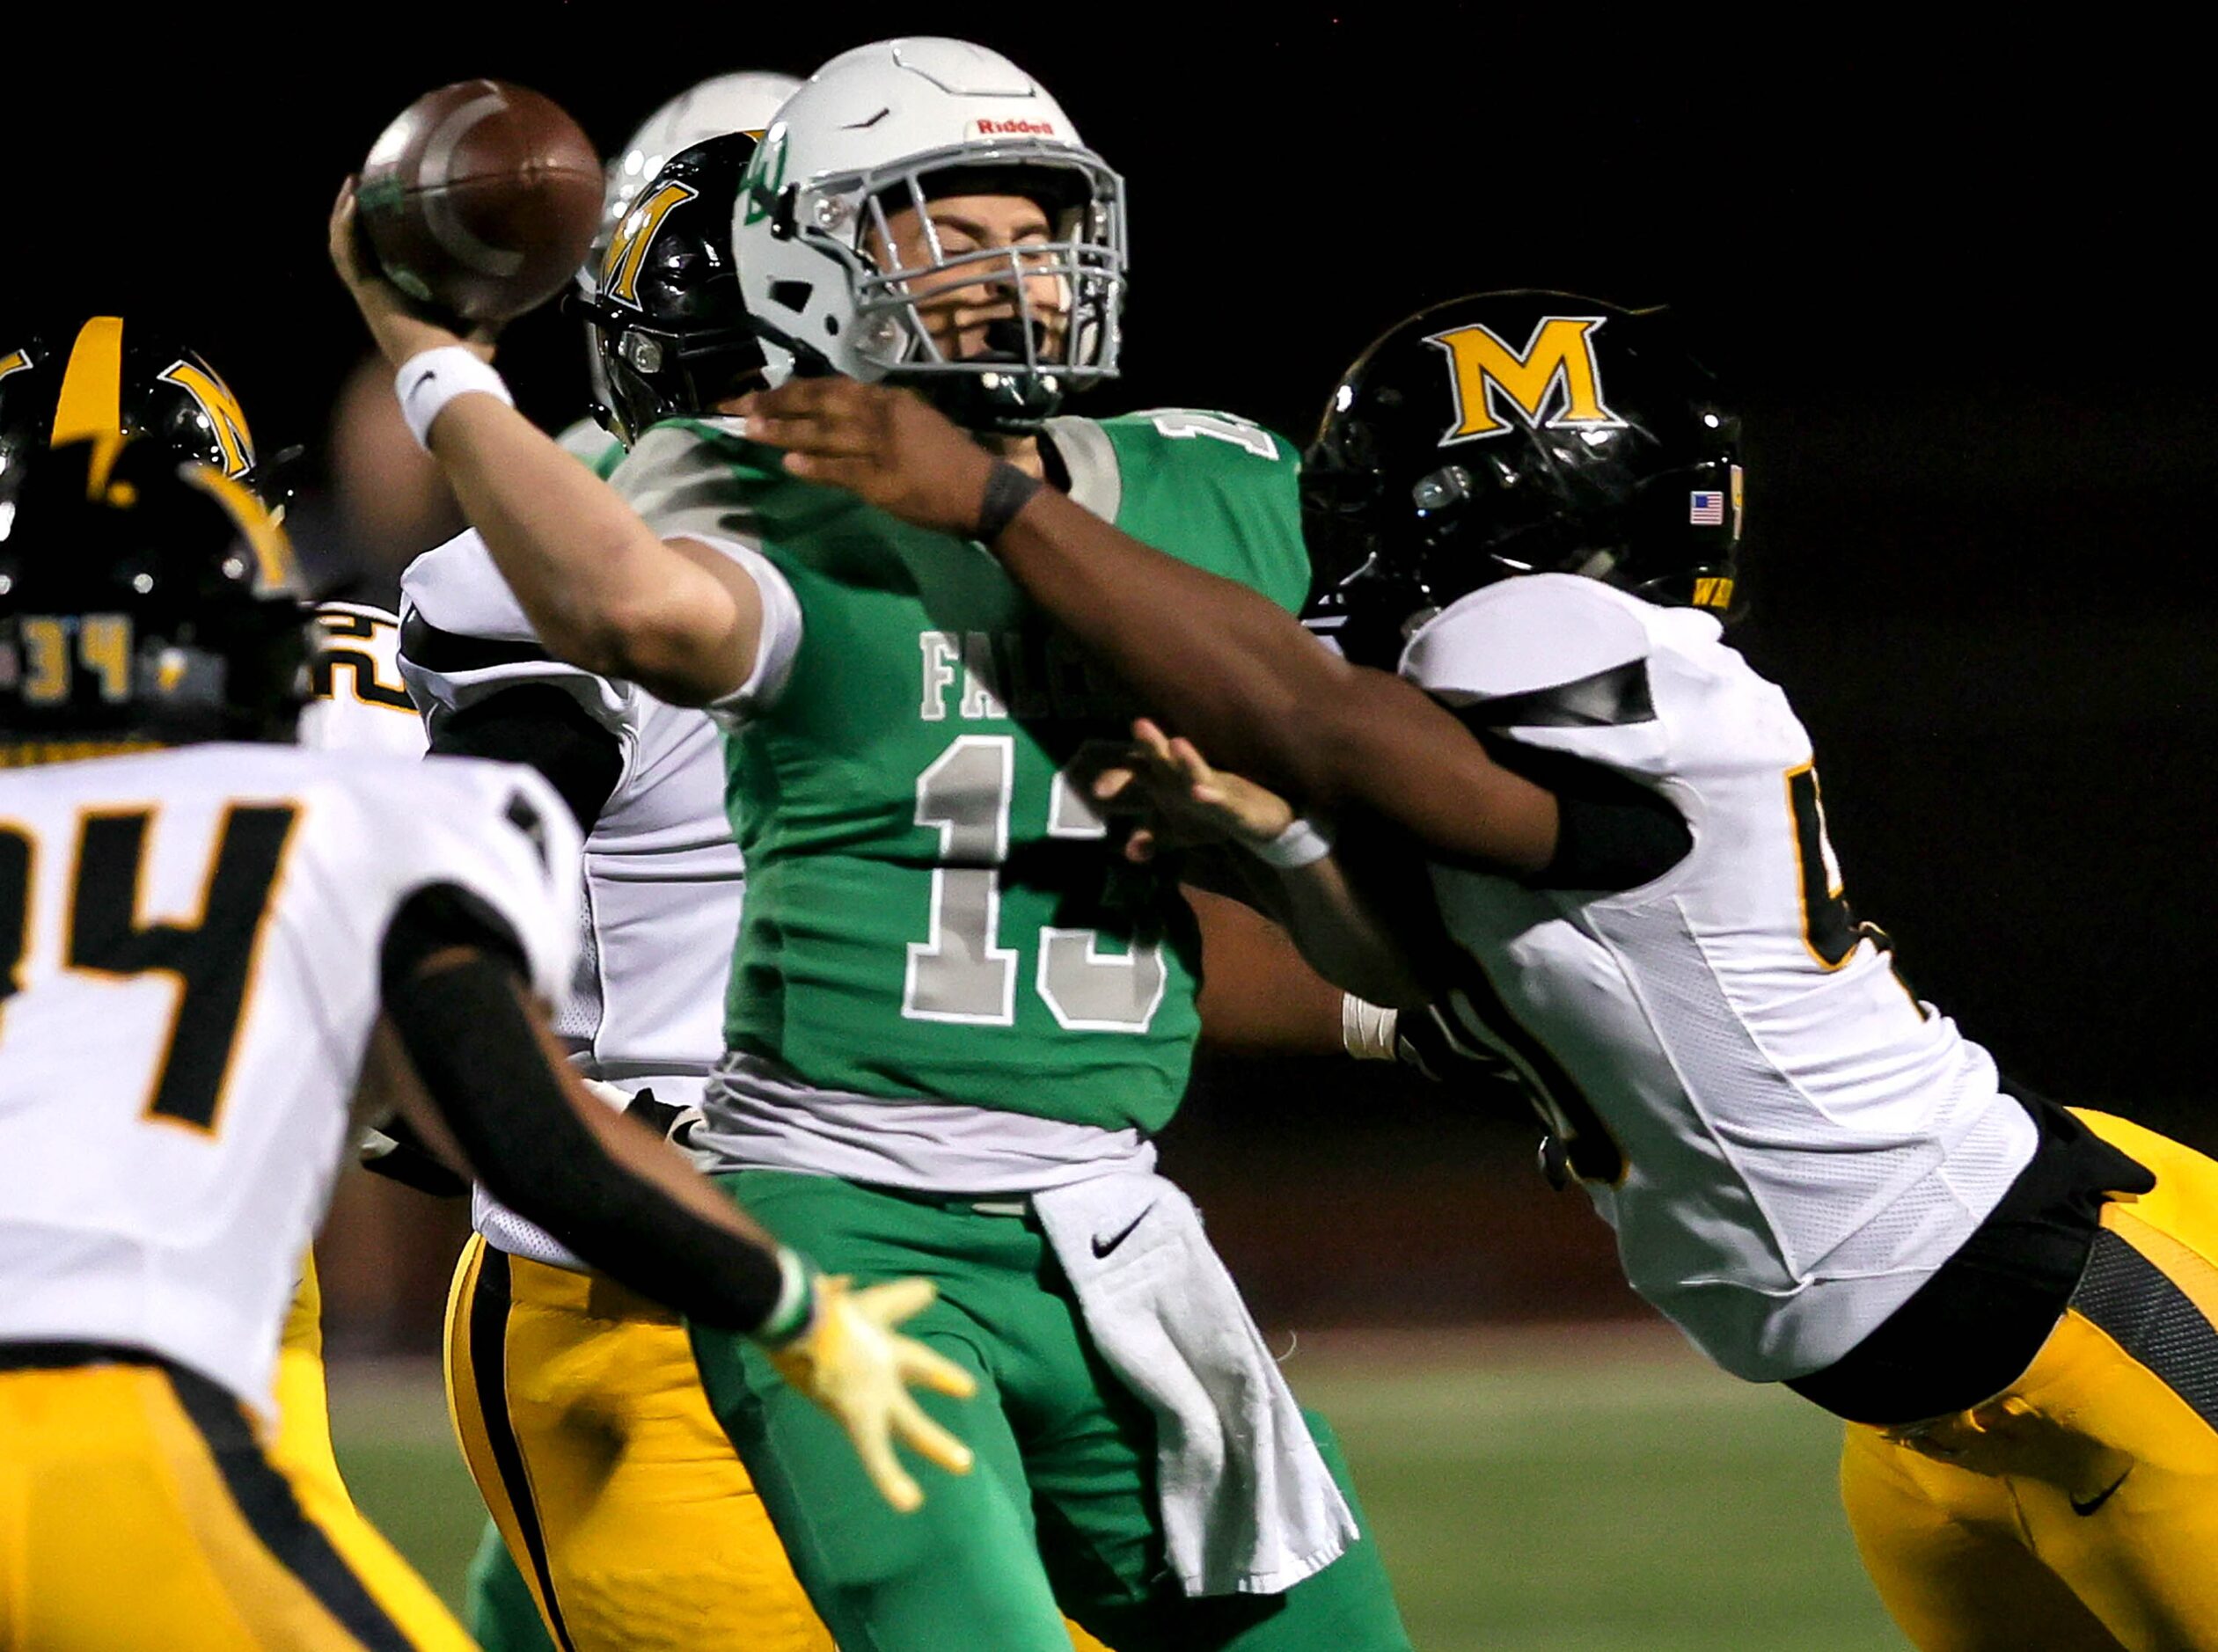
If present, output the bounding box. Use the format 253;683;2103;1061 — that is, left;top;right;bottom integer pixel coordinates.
1032;1170;1358;1597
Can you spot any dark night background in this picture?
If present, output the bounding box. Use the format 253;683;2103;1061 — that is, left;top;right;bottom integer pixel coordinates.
5;10;2211;1332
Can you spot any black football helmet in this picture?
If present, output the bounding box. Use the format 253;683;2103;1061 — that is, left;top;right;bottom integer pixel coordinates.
0;318;281;505
0;437;311;753
571;132;770;447
1301;292;1742;671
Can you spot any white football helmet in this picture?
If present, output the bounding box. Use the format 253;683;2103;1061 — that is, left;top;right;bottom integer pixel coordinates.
601;70;804;245
734;38;1126;428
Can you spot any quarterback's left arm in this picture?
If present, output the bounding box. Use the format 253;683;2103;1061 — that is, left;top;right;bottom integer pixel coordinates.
736;379;1560;876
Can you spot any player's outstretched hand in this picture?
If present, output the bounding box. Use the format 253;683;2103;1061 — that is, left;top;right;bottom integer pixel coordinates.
734;380;999;537
326;177;494;371
1091;718;1296;864
763;1275;977;1514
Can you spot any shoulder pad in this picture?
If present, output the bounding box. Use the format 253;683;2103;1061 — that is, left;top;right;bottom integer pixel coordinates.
1403;575;1653;709
400;530;534;643
300;603;425;757
382;757;583;1005
610;419;774;548
554;416;624;478
1108;407;1293;464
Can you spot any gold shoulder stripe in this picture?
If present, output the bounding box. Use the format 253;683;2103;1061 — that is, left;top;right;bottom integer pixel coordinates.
0;348;30;383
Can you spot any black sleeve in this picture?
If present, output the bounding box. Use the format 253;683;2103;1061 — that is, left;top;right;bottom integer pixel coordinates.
1478;735;1693;894
427;683;624;831
376;886;784;1334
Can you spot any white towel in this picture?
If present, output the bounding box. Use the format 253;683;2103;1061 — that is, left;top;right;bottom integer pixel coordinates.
1031;1170;1358;1596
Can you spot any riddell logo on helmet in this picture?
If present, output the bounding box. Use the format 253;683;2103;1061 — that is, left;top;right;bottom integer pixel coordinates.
975;117;1056;137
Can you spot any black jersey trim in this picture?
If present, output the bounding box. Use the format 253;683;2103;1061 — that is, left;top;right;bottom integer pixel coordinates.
2072;1227;2218;1435
1434;657;1656;730
432;683;623;831
399;610;556;676
165;1364;419;1652
0;1338;164;1371
467;1247;581;1652
1787;1092;2155;1425
378;883;530;999
1424;733;1689;894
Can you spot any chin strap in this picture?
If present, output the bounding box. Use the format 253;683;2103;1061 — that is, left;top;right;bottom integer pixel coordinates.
904;366;1063;435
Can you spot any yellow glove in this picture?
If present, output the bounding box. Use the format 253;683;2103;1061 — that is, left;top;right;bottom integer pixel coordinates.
763;1273;977;1512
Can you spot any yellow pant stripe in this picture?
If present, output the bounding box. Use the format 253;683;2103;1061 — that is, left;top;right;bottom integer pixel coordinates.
1844;1112;2218;1650
0;1360;468;1651
445;1232;575;1652
158;1362;460;1652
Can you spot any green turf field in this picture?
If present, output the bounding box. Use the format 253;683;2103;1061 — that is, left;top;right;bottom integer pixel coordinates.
330;1327;1909;1651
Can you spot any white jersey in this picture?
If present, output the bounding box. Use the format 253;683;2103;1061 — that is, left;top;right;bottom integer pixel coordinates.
0;745;578;1414
297;603;432;758
1403;574;2037;1382
399;530;744;1263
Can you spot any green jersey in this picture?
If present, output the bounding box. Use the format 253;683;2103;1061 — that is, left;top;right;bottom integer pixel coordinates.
555;416;626;479
614;409;1308;1134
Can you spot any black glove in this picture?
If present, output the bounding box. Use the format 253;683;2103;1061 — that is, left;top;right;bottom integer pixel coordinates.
618;1087;714;1168
358;1115;469;1198
1392;1003;1575;1189
1392;1001;1514;1085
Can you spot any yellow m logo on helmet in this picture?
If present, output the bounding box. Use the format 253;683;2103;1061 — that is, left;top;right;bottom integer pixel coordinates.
600;179;700;310
157;359;256;479
1425;316;1626;444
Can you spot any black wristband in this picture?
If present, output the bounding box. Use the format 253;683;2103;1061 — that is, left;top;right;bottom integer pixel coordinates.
974;460;1044;544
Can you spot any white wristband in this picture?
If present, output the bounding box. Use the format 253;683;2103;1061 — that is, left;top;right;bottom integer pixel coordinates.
1246;814;1336;870
1342;995;1401;1062
753;1246;817;1348
395;347;513;450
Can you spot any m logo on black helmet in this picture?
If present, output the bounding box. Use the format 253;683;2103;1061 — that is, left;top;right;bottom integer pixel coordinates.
1424;316;1626;445
156;360;255;479
601;179;701;310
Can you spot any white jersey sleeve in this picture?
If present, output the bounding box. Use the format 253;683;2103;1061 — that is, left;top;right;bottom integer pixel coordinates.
296;603;429;757
399;532;640;767
1402;575;2036;1382
0;745;580;1413
398;517;754;1272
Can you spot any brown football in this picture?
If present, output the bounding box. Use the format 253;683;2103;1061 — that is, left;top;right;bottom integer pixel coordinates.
356;80;602;325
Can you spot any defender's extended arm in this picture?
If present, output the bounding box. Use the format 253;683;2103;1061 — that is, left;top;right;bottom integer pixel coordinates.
728;377;1560;875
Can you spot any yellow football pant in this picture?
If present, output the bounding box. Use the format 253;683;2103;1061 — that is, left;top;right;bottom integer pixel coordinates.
0;1356;472;1652
274;1252;352;1506
443;1233;834;1652
1841;1110;2218;1652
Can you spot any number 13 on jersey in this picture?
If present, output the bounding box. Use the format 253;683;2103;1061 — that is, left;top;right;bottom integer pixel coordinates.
904;734;1168;1034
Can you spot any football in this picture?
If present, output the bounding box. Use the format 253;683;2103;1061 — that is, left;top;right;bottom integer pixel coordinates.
355;79;603;325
